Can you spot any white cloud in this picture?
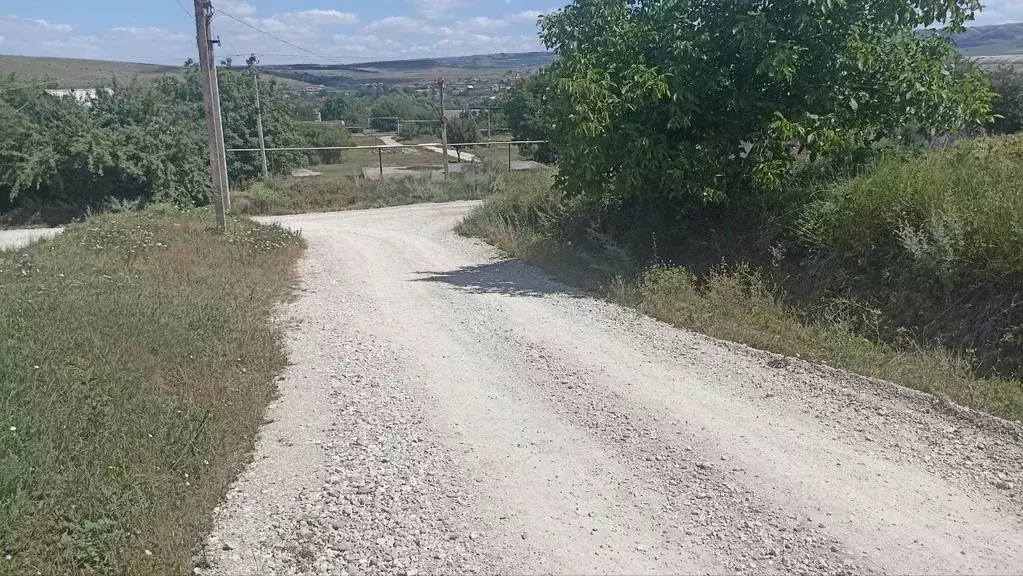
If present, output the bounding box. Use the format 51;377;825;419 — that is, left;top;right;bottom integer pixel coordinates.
408;0;472;20
217;0;258;16
276;10;359;26
456;16;507;31
507;10;544;24
109;27;189;43
29;18;72;32
0;15;73;33
363;16;433;35
973;0;1023;26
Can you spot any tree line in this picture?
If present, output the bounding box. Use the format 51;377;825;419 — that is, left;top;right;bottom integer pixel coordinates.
0;60;327;223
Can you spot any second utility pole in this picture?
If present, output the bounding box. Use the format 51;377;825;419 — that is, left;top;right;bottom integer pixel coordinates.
439;78;449;180
253;64;269;180
194;0;229;232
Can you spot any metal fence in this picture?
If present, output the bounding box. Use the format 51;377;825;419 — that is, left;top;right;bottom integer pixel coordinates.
225;140;548;180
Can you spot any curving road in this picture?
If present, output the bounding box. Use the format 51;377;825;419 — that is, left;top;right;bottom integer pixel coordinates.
206;202;1023;576
0;227;63;250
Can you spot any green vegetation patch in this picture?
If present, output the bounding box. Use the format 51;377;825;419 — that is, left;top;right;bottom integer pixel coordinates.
233;166;550;216
0;207;304;574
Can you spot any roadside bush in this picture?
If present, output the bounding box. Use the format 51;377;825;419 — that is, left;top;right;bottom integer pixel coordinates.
988;66;1023;134
0;66;307;223
0;78;210;223
297;123;353;165
799;136;1023;377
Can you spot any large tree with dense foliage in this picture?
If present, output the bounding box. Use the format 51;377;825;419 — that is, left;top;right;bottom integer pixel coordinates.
503;71;557;163
321;92;370;125
538;0;994;207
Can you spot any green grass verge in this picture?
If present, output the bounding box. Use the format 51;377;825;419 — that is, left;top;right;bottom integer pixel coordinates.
233;169;552;216
458;181;1023;424
0;207;304;574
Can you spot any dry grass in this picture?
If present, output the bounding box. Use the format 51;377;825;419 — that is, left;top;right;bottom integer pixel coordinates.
0;206;304;574
233;167;551;217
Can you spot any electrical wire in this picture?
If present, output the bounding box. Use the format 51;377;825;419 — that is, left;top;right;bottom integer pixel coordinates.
172;0;193;19
213;7;347;65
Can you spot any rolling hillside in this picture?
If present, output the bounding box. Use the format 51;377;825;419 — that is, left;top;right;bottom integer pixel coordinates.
0;52;556;91
1;22;1021;91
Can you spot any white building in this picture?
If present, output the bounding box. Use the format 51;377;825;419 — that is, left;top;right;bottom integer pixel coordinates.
44;88;113;105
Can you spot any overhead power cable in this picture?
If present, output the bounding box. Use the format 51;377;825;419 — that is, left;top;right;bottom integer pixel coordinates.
172;0;193;19
213;7;347;66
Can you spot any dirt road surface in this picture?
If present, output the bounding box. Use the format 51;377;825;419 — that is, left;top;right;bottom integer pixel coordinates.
379;135;478;163
0;227;63;250
205;202;1023;576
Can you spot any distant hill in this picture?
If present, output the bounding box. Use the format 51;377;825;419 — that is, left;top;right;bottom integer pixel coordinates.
0;55;183;88
0;51;556;91
948;22;1023;56
4;24;1023;93
261;52;556;89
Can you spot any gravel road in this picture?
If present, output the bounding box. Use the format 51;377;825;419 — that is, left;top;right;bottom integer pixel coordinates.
0;227;63;250
205;201;1023;576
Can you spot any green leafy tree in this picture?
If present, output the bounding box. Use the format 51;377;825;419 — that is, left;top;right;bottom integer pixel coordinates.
0;76;209;218
172;66;306;184
298;123;353;165
447;117;482;161
321;93;369;125
370;95;433;132
503;71;556;163
0;64;311;220
539;0;994;208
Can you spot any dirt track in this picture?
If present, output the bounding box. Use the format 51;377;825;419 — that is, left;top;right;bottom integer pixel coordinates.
206;202;1023;576
0;227;63;250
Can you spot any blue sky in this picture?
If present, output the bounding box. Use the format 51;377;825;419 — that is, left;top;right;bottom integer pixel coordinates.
1;0;1021;65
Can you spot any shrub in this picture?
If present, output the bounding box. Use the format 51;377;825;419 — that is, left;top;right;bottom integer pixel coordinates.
297;123;353;165
799;136;1023;376
0;78;210;219
988;66;1023;135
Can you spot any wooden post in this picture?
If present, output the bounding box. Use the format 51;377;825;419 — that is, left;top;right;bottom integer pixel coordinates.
194;0;228;232
253;68;269;181
378;147;384;179
439;78;449;180
508;142;513;172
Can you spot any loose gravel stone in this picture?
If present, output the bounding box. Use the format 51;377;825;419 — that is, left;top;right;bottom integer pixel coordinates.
202;204;1023;576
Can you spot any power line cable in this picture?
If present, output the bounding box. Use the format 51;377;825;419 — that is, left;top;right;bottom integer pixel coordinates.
213;6;347;65
172;0;193;19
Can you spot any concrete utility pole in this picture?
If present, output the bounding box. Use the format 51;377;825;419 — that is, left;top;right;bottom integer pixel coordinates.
194;0;229;232
253;65;269;180
439;78;449;180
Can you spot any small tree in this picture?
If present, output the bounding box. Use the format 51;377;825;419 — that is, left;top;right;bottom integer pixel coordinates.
447;117;482;162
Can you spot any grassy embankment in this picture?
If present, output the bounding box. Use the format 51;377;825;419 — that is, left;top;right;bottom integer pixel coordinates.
459;138;1023;423
0;207;303;575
